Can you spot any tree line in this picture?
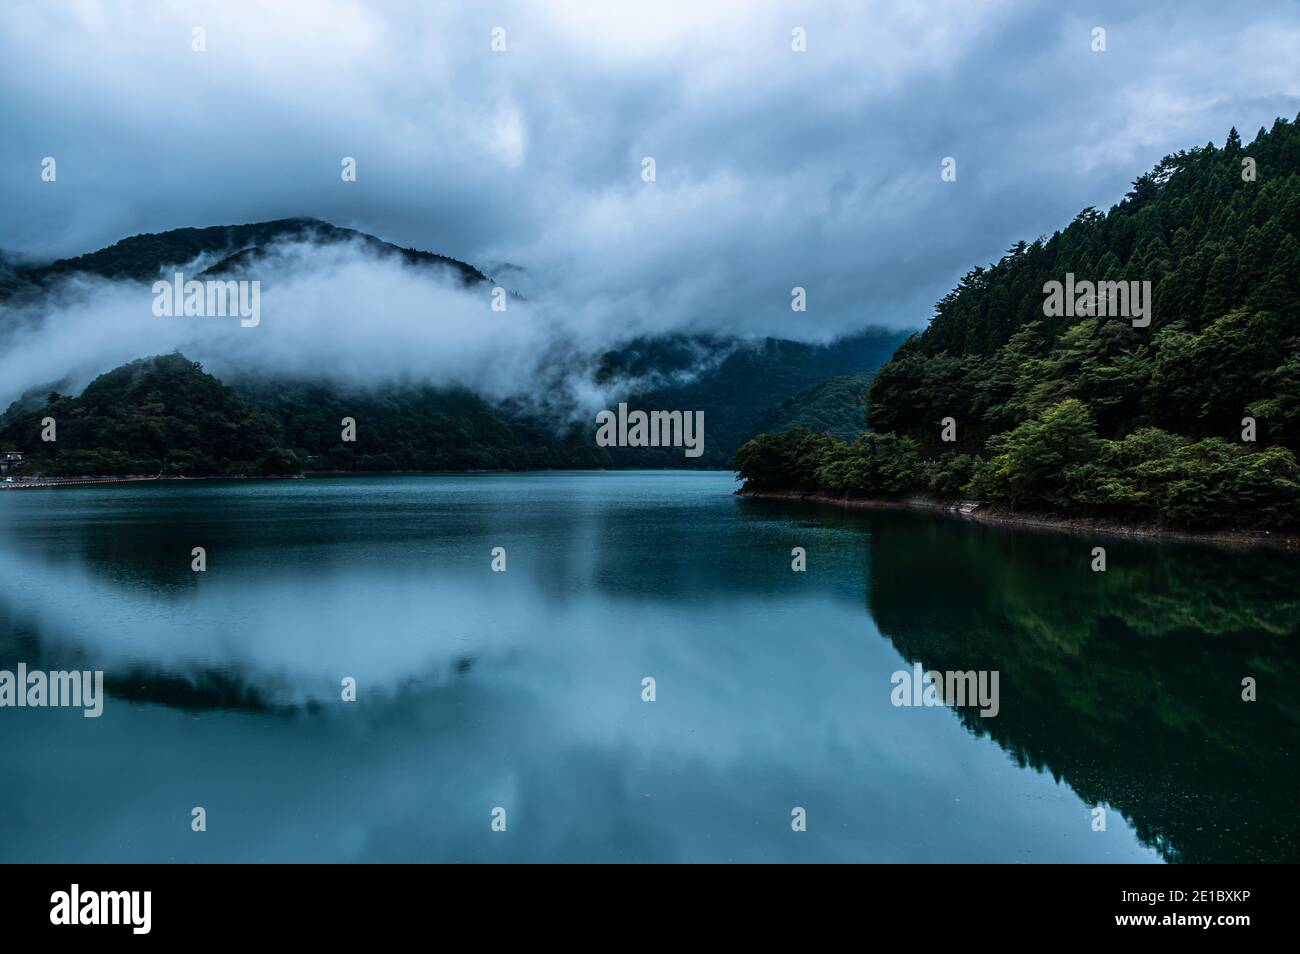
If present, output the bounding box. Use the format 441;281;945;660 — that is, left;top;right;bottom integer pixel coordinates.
736;118;1300;530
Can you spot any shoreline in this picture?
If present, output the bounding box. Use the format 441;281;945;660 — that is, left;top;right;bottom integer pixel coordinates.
0;468;716;489
736;488;1300;551
6;474;1294;551
0;475;166;490
0;474;305;490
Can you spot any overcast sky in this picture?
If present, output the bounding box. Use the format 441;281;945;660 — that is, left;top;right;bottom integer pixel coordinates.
3;0;1299;337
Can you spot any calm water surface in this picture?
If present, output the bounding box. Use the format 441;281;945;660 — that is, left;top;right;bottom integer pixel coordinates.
1;472;1295;862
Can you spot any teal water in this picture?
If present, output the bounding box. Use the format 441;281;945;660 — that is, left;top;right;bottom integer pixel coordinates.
0;472;1295;863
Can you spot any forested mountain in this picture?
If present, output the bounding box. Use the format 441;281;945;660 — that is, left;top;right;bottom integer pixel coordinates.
0;354;298;476
228;376;604;472
1;218;488;302
737;117;1300;531
0;218;905;475
236;331;903;471
757;372;876;441
595;333;902;468
0;333;902;476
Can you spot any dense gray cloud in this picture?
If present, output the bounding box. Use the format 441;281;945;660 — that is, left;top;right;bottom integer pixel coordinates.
2;0;1299;342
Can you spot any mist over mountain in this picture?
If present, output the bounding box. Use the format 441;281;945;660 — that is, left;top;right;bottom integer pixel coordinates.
1;218;489;296
0;218;901;407
7;2;1296;345
0;220;907;472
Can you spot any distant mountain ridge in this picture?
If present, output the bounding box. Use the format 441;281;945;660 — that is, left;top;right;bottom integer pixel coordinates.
0;218;490;303
0;220;909;473
0;332;905;475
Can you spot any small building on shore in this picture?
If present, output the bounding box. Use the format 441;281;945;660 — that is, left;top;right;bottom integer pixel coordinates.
0;452;24;473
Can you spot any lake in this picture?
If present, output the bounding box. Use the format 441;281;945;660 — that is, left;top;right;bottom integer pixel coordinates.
0;472;1295;862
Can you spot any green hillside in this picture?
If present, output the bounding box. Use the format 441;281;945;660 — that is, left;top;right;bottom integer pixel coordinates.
0;337;901;477
231;329;904;472
604;333;902;468
230;377;604;472
758;371;876;441
0;219;906;475
737;117;1300;531
0;354;299;477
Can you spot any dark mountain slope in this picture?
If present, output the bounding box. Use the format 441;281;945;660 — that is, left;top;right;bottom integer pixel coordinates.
757;371;876;441
737;117;1300;531
605;331;904;468
229;376;605;472
231;328;906;472
868;117;1300;455
1;218;907;474
0;353;298;477
2;218;489;302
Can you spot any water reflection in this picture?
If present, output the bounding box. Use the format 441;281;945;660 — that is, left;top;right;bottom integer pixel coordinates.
862;510;1300;864
0;475;1292;862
